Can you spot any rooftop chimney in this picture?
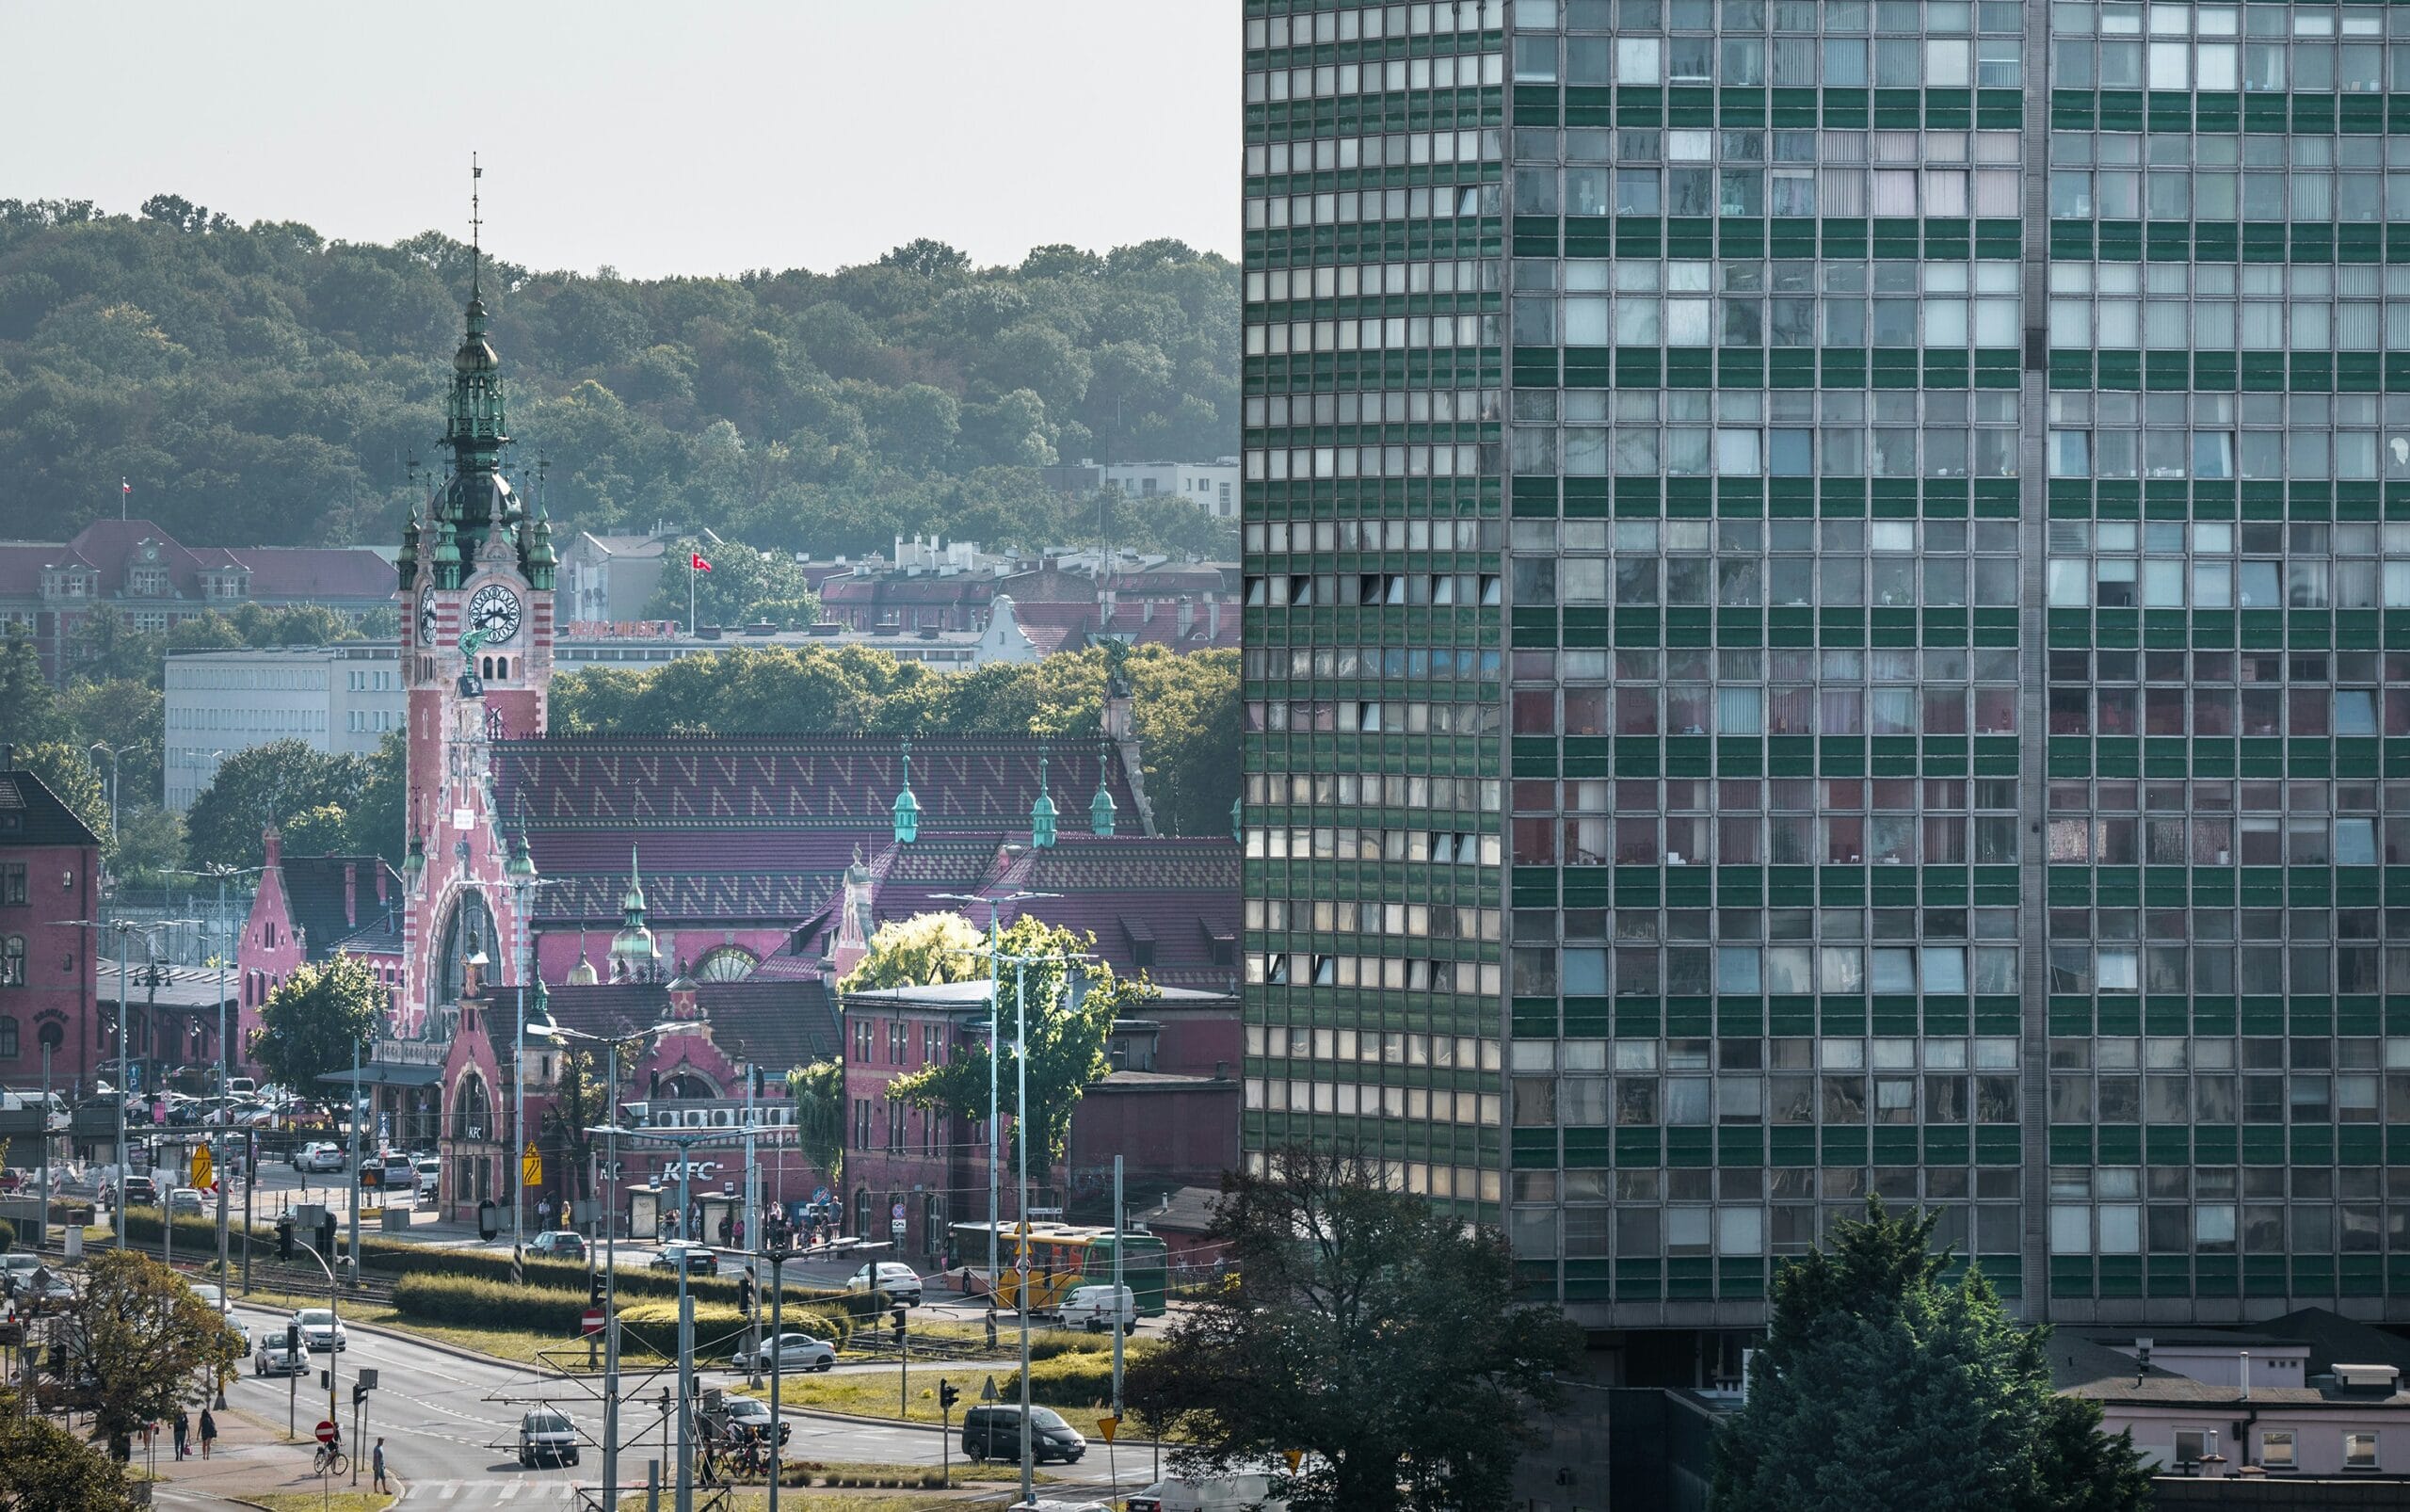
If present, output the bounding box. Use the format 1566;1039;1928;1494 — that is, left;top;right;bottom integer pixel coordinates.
344;862;358;928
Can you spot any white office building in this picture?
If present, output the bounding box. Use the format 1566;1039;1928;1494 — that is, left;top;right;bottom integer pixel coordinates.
163;644;406;811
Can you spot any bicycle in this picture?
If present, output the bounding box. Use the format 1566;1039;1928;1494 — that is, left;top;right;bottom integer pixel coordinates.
313;1442;348;1478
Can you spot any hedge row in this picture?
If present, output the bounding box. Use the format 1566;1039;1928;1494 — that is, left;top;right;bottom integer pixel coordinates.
120;1210;264;1251
354;1238;881;1322
389;1274;860;1351
998;1342;1160;1408
0;1218;15;1251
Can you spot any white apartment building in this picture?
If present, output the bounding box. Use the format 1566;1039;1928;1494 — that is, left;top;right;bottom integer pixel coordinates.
163;644;406;811
1097;459;1242;519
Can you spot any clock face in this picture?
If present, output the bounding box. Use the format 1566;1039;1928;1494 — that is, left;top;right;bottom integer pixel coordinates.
419;599;440;647
469;584;522;640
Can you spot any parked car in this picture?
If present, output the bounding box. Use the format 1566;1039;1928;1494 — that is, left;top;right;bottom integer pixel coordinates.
413;1155;442;1194
293;1142;344;1174
518;1408;580;1467
529;1230;586;1261
0;1252;41;1295
730;1331;836;1375
719;1394;793;1444
167;1186;206;1216
1125;1476;1288;1512
651;1243;717;1276
961;1405;1085;1464
1056;1283;1138;1334
844;1261;924;1306
119;1174;159;1207
295;1307;347;1353
253;1329;311;1376
362;1154;416;1197
22;1267;74;1306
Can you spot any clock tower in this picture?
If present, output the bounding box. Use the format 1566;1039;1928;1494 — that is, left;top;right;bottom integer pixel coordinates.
394;204;555;1035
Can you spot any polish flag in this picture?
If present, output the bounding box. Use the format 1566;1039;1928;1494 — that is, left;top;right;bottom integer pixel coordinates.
690;553;713;572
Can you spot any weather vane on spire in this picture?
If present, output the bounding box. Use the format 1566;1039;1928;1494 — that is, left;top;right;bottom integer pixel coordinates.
470;152;483;296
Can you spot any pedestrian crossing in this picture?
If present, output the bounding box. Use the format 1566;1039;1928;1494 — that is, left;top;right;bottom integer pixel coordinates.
396;1479;586;1502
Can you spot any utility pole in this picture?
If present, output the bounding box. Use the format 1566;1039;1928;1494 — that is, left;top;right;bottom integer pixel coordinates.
214;930;232;1322
37;1042;51;1247
345;1033;362;1279
928;888;1056;1300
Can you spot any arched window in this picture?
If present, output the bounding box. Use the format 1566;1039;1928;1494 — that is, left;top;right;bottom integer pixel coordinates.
0;1017;17;1058
0;936;23;987
438;891;497;1006
451;1071;492;1142
693;947;758;982
660;1070;718;1099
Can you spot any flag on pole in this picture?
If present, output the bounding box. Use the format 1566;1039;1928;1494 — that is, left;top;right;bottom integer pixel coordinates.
120;479;131;496
690;553;713;572
511;1245;524;1287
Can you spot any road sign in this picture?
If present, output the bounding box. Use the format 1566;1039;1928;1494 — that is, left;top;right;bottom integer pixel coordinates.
891;1202;906;1220
1283;1449;1303;1472
981;1375;998;1402
315;1420;337;1445
812;1186;828;1204
189;1145;212;1190
891;1218;907;1235
521;1142;542;1186
582;1308;605;1336
1098;1414;1120;1443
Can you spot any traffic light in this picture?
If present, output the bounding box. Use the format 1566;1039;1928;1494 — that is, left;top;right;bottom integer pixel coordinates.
891;1307;906;1344
276;1216;293;1261
286;1323;302;1359
588;1272;604;1309
46;1343;64;1376
938;1380;958;1410
738;1272;755;1315
353;1381;371;1406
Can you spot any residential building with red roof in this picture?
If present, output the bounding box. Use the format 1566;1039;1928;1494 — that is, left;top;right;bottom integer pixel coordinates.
0;519;395;682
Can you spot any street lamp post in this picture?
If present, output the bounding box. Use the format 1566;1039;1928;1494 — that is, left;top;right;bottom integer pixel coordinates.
54;918;194;1245
85;742;119;844
928;890;1056;1296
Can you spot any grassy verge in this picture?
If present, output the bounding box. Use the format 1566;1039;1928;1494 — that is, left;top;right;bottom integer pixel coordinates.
763;1373;1118;1441
246;1493;396;1512
232;1286;600;1371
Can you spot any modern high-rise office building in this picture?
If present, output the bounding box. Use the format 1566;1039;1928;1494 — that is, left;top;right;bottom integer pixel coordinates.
1240;0;2410;1381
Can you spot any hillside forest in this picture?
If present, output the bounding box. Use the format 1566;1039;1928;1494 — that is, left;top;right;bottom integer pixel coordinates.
0;197;1240;559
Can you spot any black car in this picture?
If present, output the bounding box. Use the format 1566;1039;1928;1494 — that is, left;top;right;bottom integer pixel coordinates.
651;1243;718;1276
961;1405;1085;1464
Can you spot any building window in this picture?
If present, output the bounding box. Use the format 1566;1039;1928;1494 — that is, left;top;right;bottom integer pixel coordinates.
0;863;24;905
2260;1431;2295;1471
0;937;23;988
0;1017;15;1058
2173;1429;2215;1468
2346;1433;2380;1471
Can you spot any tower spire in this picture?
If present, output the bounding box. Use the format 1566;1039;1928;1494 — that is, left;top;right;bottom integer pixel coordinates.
470;153;483;300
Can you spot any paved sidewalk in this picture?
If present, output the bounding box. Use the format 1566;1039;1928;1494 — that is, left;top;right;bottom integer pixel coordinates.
154;1396;383;1502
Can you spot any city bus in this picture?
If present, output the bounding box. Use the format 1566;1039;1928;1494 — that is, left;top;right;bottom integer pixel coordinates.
949;1220;1170;1316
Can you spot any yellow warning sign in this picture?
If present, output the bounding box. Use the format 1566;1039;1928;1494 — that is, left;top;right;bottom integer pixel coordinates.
189;1144;213;1190
1097;1415;1119;1443
521;1142;543;1187
1283;1449;1303;1472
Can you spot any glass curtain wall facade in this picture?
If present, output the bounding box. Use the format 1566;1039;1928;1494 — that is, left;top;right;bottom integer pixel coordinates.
1242;0;2410;1339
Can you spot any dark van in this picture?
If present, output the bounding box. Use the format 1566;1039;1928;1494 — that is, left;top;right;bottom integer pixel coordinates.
961;1405;1087;1464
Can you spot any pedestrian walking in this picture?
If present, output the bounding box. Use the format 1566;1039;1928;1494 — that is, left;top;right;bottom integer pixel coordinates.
538;1195;553;1230
731;1215;744;1248
198;1408;217;1459
373;1438;389;1492
172;1407;189;1458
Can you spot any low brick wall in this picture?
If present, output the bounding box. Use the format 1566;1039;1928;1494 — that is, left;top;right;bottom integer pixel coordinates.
2150;1476;2410;1508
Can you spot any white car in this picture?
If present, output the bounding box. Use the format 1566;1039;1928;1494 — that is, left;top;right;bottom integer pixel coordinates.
253;1329;311;1376
844;1261;924;1306
295;1307;347;1353
293;1142;344;1174
1126;1475;1288;1512
731;1331;836;1374
0;1252;40;1295
168;1186;206;1216
1057;1283;1138;1334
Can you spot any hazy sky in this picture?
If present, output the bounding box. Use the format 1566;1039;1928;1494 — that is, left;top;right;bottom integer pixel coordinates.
4;2;1239;278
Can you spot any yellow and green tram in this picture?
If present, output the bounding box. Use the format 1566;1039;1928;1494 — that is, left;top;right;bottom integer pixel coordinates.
950;1220;1170;1316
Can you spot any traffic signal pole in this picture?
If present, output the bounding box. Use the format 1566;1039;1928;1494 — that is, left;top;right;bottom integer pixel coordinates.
766;1249;786;1512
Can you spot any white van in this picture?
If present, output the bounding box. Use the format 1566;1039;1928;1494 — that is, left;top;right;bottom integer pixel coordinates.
1125;1474;1286;1512
1056;1283;1138;1334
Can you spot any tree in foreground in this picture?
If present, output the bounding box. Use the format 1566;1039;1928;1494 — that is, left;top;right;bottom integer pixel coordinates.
1131;1150;1583;1512
249;953;384;1093
0;1388;140;1510
184;738;371;870
788;1057;845;1190
1711;1198;2152;1512
60;1250;241;1460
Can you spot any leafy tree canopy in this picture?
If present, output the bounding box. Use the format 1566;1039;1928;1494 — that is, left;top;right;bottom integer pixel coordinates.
642;534;821;628
183;738;371;871
0;1387;141;1511
788;1057;845;1189
1711;1198;2153;1512
60;1250;243;1460
884;915;1151;1175
249;953;385;1093
0;201;1236;559
1133;1150;1583;1512
837;911;986;995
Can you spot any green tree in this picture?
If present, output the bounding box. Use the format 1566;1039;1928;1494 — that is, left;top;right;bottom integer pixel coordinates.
163;612;246;654
1711;1198;2153;1512
884;916;1150;1177
0;1388;141;1510
68;607;165;686
837;911;985;994
642;537;821;629
233;603;360;647
539;1047;603;1211
1133;1150;1583;1512
249;954;385;1095
184;738;371;871
59;1250;242;1460
789;1057;844;1189
55;678;162;797
108;804;185;883
0;626;61;749
11;742;111;851
277;802;351;857
344;731;407;865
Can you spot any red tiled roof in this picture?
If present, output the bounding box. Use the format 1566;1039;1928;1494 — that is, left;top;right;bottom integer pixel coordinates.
0;520;394;603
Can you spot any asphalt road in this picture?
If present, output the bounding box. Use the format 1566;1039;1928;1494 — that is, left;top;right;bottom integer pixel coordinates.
222;1301;1153;1507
